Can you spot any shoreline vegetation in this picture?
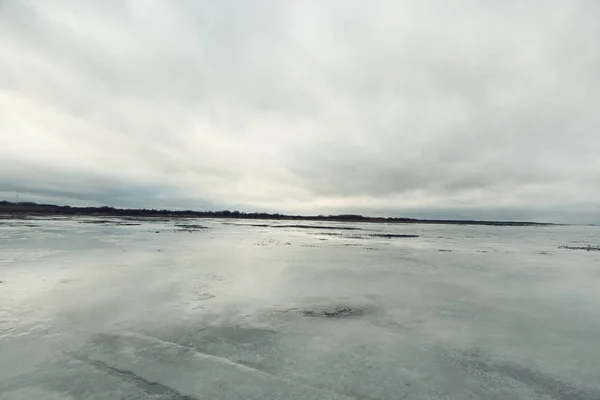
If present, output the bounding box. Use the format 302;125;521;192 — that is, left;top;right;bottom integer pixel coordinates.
0;200;551;226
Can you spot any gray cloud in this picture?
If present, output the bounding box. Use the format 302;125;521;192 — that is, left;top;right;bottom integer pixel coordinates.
1;0;599;221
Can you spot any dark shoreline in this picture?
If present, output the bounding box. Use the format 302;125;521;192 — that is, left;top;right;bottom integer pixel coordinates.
0;201;552;226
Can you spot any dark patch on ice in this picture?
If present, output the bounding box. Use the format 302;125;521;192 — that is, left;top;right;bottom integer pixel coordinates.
119;217;174;222
175;228;206;233
223;222;270;227
301;307;363;318
255;239;280;246
297;305;371;319
70;354;197;400
368;233;419;238
79;220;141;226
0;222;39;227
224;222;362;230
559;245;600;251
202;272;226;282
274;224;362;230
440;347;600;400
194;292;216;301
272;301;376;320
438;249;452;252
174;224;207;230
174;224;208;232
311;232;418;239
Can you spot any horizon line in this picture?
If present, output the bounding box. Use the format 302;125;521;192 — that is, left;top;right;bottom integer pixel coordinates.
0;200;556;226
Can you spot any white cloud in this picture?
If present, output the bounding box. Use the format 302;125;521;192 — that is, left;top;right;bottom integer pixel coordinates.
1;0;599;221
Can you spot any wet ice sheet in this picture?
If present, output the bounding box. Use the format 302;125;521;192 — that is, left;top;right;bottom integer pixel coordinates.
1;217;600;399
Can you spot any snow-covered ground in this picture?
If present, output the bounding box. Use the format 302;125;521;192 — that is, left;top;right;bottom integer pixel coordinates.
1;217;600;399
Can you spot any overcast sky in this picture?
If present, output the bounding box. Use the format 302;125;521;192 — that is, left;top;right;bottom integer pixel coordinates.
1;1;599;222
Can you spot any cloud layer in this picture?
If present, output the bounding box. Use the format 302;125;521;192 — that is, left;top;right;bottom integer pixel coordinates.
1;1;599;221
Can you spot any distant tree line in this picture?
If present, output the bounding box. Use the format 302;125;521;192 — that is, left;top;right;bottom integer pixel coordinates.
0;201;549;226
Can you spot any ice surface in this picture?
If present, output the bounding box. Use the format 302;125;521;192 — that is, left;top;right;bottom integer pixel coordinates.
1;217;600;399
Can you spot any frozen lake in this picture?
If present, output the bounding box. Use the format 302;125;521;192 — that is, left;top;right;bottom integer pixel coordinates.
1;216;600;399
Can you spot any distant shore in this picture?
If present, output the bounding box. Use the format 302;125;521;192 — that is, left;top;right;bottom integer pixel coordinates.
0;201;552;226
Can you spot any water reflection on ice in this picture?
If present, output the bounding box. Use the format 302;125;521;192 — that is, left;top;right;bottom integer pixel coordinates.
1;217;600;399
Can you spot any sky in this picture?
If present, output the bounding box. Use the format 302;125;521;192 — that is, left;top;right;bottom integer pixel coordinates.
1;1;599;222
